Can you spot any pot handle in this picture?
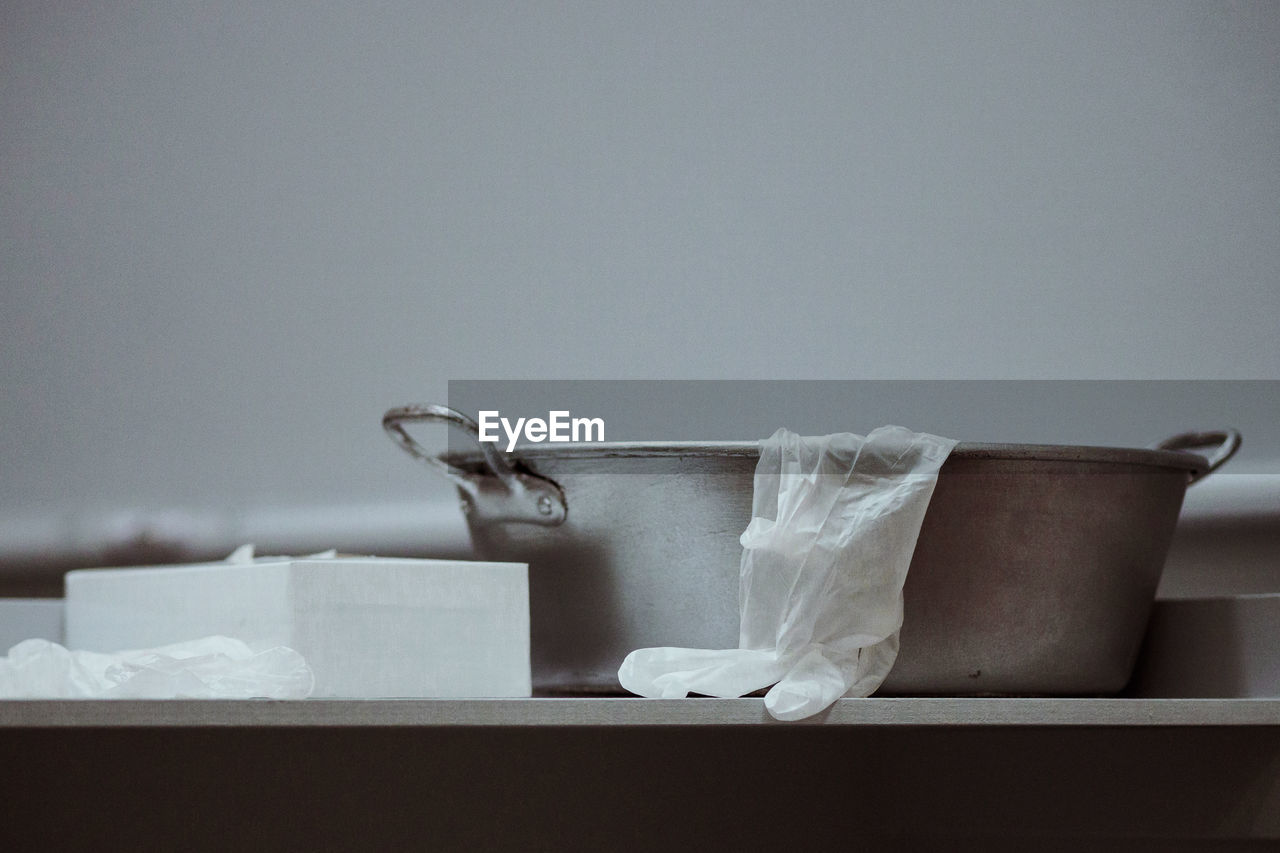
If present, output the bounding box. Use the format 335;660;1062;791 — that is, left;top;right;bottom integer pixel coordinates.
382;404;567;526
1153;429;1242;486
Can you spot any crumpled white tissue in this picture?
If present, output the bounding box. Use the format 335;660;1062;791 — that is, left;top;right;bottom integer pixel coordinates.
618;426;956;720
225;544;339;564
0;635;314;699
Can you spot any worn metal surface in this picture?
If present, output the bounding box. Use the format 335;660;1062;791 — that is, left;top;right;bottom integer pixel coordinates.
389;407;1237;695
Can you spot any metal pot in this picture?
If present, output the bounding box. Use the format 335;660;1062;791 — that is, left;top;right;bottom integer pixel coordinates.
384;405;1240;696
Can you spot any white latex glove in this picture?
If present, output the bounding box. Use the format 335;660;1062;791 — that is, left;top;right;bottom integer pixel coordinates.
619;426;955;720
0;635;314;699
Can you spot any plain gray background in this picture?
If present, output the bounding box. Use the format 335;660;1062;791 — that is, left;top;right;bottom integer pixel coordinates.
2;1;1277;531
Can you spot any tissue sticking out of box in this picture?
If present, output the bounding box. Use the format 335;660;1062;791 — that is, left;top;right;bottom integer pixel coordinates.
0;635;314;699
224;544;340;564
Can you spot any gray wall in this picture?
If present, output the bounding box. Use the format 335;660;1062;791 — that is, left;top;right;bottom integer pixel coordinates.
2;2;1278;536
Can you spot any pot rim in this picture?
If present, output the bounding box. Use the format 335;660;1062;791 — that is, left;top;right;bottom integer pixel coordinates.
444;440;1208;475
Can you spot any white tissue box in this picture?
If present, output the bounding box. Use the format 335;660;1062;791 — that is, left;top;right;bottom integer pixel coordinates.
64;558;530;698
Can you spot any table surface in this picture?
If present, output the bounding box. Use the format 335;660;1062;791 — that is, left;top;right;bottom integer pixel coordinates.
2;696;1278;727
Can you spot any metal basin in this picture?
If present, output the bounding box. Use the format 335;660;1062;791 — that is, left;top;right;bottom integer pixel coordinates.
385;405;1239;696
